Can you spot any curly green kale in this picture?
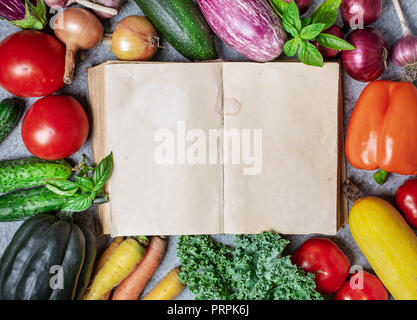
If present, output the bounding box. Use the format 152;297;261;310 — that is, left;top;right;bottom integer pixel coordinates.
177;232;322;300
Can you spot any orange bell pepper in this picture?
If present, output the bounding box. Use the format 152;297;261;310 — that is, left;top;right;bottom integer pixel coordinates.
346;80;417;176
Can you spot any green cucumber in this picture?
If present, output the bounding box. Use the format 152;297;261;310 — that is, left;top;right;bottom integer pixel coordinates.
0;187;108;222
135;0;218;61
0;187;67;222
0;99;23;143
0;158;72;193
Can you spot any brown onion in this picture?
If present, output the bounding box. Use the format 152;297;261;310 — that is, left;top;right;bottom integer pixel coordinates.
111;16;159;61
341;0;382;28
342;28;388;82
54;8;103;84
391;0;417;82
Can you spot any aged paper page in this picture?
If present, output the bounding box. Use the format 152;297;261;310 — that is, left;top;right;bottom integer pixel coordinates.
103;63;223;236
223;62;340;235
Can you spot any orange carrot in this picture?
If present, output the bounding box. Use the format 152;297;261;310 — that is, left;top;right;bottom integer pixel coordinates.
112;236;167;300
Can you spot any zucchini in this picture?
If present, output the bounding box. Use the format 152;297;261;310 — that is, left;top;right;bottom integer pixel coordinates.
135;0;217;61
0;158;72;193
350;197;417;300
0;99;23;143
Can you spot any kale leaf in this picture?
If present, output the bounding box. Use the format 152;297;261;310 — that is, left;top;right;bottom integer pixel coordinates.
177;232;323;300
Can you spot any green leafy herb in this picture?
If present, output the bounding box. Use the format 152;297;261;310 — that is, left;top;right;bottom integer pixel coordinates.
177;232;323;300
316;33;355;50
270;0;289;18
45;152;114;213
271;0;354;67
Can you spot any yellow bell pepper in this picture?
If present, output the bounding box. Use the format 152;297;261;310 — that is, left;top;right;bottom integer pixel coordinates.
350;196;417;300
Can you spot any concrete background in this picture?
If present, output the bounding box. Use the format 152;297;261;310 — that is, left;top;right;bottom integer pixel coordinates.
0;0;416;300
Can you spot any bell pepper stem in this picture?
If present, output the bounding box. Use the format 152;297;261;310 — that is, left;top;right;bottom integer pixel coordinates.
374;169;389;185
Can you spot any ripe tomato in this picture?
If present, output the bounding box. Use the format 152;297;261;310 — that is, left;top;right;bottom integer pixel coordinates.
334;271;388;300
22;95;89;160
395;178;417;229
0;30;65;97
291;238;350;294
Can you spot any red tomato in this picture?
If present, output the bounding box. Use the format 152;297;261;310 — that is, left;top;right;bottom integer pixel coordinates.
291;238;350;294
396;178;417;228
22;95;89;160
0;30;65;97
334;271;388;300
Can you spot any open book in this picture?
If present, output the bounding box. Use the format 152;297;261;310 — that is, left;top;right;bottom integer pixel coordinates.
88;61;346;236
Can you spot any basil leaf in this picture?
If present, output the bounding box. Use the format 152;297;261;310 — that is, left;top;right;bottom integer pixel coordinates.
312;10;338;29
301;17;311;28
92;152;114;192
300;23;326;40
312;0;342;21
75;176;94;194
62;194;93;213
317;33;355;50
298;42;324;67
283;0;301;37
284;38;299;56
270;0;289;18
45;180;79;197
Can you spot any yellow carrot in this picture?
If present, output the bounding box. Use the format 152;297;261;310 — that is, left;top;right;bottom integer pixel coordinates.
142;267;185;300
83;238;145;300
93;236;124;276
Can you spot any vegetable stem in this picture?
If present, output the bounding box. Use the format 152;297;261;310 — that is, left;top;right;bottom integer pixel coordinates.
64;48;76;85
392;0;411;36
75;0;118;16
374;169;389;185
92;194;109;205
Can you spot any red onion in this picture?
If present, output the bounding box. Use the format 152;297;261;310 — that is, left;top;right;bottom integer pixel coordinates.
93;0;126;18
283;0;312;14
391;0;417;82
342;28;388;82
341;0;382;28
313;25;344;60
44;0;118;17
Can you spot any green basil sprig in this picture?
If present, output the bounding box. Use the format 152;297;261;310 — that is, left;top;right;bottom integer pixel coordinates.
45;152;114;213
270;0;355;67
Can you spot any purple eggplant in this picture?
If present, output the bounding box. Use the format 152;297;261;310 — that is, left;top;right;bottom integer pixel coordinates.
0;0;47;30
197;0;286;62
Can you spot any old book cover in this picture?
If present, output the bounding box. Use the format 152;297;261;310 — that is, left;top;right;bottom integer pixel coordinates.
88;61;346;236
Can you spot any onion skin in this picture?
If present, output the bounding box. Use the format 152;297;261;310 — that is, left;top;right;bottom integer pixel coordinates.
197;0;286;62
313;25;344;60
392;34;417;67
341;0;382;28
283;0;312;15
112;16;159;61
342;28;387;82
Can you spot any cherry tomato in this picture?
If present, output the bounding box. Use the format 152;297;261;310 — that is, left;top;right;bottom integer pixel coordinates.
334;271;388;300
22;95;89;160
396;178;417;229
0;30;65;97
291;238;350;294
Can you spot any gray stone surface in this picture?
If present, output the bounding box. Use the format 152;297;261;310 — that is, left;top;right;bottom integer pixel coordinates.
0;0;416;300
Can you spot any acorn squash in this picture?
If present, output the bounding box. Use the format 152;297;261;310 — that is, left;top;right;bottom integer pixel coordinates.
0;214;96;300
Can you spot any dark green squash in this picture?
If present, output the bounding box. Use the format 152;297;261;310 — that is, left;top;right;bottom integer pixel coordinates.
0;214;96;300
